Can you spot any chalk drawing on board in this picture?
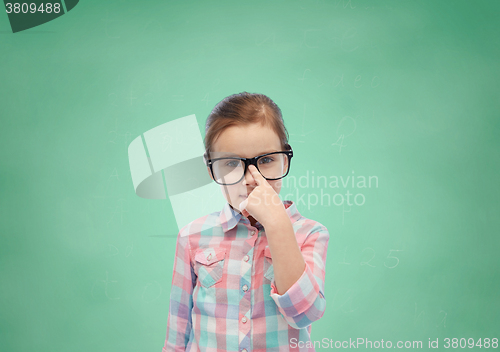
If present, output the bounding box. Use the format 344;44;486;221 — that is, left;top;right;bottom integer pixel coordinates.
339;246;351;265
290;103;315;144
298;69;311;84
414;303;425;327
107;198;128;227
107;244;119;257
437;310;447;328
342;202;351;224
142;281;162;303
332;115;356;154
303;29;321;48
360;247;376;267
384;249;403;268
256;33;275;47
109;117;132;146
91;271;120;300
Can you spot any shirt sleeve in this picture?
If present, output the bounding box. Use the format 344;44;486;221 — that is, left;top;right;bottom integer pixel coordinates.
269;225;329;329
163;229;196;351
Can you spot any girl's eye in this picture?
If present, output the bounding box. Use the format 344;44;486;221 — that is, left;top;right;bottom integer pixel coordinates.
225;160;240;167
259;157;274;164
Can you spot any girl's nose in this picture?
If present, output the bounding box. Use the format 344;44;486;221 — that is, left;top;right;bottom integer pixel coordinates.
243;167;257;185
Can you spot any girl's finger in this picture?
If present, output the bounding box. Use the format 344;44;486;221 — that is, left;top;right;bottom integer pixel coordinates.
239;198;248;212
248;165;264;186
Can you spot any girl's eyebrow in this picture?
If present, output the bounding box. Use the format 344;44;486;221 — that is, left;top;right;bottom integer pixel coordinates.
218;150;280;158
213;152;239;157
255;150;280;156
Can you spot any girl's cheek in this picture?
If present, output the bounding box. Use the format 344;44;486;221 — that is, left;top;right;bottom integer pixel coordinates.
269;181;281;193
227;187;244;203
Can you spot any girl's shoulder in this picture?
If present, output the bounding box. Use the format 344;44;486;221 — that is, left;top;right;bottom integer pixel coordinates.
288;206;329;244
177;209;225;239
292;216;329;241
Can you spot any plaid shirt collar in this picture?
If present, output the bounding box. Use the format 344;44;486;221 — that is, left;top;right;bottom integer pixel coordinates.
219;200;301;232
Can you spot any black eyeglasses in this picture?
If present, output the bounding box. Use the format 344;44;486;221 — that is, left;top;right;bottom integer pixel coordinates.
205;144;293;186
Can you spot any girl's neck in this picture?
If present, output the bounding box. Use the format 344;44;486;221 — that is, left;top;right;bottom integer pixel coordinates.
229;204;258;227
248;216;257;227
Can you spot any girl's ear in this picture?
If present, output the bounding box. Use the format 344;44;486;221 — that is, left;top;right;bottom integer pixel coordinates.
207;167;214;181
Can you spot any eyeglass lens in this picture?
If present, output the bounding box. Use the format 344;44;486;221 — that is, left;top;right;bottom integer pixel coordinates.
212;154;289;185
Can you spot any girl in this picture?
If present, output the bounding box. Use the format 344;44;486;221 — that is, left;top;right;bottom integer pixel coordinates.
163;92;329;352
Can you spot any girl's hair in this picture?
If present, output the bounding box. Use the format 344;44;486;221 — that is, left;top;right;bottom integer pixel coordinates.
204;92;290;159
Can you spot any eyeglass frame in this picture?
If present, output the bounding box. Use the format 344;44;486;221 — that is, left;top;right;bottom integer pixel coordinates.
204;144;294;186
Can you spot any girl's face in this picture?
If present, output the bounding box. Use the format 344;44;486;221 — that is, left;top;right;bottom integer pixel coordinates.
207;122;284;215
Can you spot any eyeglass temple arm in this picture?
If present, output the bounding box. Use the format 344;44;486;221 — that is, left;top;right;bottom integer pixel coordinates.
203;152;210;166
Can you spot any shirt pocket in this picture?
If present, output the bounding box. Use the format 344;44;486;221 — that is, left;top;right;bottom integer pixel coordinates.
194;247;226;288
263;246;274;282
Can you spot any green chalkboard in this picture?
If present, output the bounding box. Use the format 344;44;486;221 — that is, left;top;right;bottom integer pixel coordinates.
1;0;499;351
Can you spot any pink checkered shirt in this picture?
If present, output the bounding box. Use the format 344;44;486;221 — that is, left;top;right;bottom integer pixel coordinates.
162;200;329;352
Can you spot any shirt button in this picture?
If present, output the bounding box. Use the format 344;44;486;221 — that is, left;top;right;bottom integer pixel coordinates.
207;253;212;261
242;284;248;292
242;316;248;323
243;255;249;262
251;230;256;236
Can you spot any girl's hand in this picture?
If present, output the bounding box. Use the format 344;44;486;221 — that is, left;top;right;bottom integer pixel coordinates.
238;165;287;228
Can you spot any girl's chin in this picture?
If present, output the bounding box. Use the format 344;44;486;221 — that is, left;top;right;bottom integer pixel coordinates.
229;203;242;211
